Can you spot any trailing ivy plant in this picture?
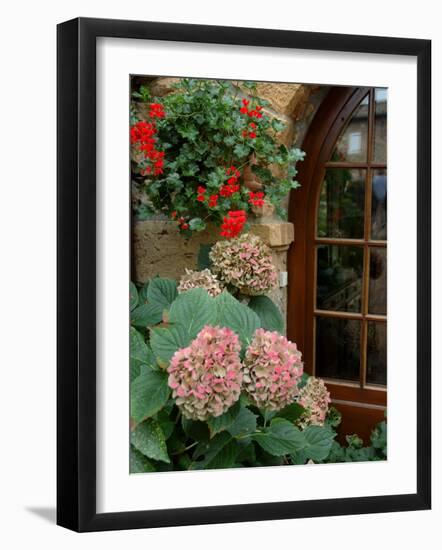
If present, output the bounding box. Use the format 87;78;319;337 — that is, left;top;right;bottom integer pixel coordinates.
130;78;305;237
129;278;387;472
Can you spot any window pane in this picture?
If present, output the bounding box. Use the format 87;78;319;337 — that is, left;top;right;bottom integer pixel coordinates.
316;317;361;381
317;169;365;239
331;95;369;162
367;322;387;385
369;247;387;315
317;245;363;312
373;88;387;163
371;169;387;240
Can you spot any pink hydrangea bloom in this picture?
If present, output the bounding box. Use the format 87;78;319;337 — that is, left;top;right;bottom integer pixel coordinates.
242;328;303;411
209;234;278;296
167;325;242;421
178;268;222;297
297;377;331;428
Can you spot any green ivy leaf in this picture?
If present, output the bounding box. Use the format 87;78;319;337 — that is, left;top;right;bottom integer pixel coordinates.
169;288;217;340
247;295;284;334
130;445;156;473
146;277;178;311
303;425;336;461
207;400;241;438
150;323;190;363
215;291;260;347
131;367;170;423
252;418;305;456
131;419;170;463
130;282;139;311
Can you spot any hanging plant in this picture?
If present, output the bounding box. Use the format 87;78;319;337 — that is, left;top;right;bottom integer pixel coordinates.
130;78;305;237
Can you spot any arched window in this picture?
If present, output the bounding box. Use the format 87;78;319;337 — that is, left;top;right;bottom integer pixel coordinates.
288;87;387;440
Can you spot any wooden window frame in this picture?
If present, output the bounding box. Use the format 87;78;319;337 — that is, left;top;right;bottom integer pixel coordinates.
288;86;387;424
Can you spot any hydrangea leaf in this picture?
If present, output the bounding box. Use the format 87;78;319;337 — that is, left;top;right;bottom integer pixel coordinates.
181;417;210;443
273;402;306;423
303;425;336;461
168;288;217;340
146;277;178;310
197;243;213;270
227;406;258;437
131;302;163;328
130;445;156;473
130;328;157;382
131;419;170;463
206;400;241;438
131;367;170;423
150;323;190;363
130;282;139;311
215;291;260;347
252;418;306;456
191;432;238;469
247;295;284;334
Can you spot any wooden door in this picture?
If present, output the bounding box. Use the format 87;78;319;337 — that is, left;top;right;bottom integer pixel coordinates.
288;87;387;442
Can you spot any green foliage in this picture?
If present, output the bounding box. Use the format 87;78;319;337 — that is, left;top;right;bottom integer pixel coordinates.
129;277;387;473
168;288;217;340
207;401;241;438
131;367;170;423
247;295;284;334
130;445;156;473
131;78;304;234
131;418;170;463
215;291;260;347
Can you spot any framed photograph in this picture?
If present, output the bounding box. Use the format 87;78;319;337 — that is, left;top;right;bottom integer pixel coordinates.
57;17;431;532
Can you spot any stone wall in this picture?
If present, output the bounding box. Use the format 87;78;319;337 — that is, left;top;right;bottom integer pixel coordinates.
131;77;328;330
133;219;294;323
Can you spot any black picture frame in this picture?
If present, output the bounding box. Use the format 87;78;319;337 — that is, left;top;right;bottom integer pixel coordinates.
57;17;431;532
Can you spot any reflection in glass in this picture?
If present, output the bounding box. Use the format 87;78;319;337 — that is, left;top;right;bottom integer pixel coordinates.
373;88;387;163
371;169;387;240
367;322;387;385
317;169;365;239
369;247;387;315
317;245;363;312
331;95;369;162
316;317;361;381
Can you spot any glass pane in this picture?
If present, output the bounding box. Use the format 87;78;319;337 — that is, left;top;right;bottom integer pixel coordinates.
367;322;387;385
371;169;387;240
316;317;361;381
317;245;363;312
317;169;365;239
373;88;387;163
369;247;387;315
331;95;369;162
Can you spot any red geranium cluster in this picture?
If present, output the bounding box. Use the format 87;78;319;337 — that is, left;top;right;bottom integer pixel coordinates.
249;191;265;208
220;166;241;197
196;186;219;208
239;99;263;139
220;210;247;239
171;211;189;231
130;103;166;176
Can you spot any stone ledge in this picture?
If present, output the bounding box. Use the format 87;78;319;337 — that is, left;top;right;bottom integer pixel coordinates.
249;221;294;248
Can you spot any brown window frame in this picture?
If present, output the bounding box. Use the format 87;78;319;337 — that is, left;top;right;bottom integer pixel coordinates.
288;86;387;439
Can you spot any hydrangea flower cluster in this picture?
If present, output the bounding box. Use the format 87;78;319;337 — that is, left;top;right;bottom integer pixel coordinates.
177;269;223;297
167;326;242;421
209;234;278;295
297;376;331;428
242;329;303;411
